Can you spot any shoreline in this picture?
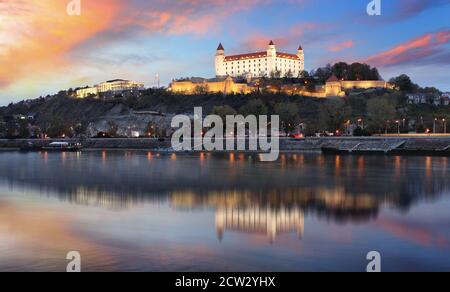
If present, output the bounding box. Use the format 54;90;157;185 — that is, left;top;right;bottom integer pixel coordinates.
1;137;450;156
0;136;450;156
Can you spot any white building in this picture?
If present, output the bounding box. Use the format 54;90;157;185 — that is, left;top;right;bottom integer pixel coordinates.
215;41;305;79
76;79;145;98
442;93;450;106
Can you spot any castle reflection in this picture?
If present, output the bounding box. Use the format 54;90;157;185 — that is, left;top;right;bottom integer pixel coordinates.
0;151;449;242
215;206;304;242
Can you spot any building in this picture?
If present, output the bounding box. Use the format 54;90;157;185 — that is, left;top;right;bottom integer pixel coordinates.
169;76;254;95
441;93;450;106
406;93;428;104
325;74;393;97
215;41;305;78
76;86;98;98
406;92;449;106
75;79;145;98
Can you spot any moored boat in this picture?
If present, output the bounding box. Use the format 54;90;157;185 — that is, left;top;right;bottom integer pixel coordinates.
42;142;82;152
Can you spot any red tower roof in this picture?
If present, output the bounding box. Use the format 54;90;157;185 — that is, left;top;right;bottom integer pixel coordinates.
217;43;224;50
269;40;275;46
327;74;340;82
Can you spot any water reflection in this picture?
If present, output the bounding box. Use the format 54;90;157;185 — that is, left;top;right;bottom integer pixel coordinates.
1;152;449;231
0;151;450;271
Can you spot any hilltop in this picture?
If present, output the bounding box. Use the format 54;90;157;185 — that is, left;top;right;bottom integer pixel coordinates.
0;73;448;139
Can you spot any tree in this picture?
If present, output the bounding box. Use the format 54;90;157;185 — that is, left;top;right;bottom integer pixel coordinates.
73;123;85;137
239;99;268;116
107;121;119;137
211;105;237;121
0;122;6;138
270;70;282;79
313;64;332;83
47;119;67;138
389;74;418;92
366;98;396;133
146;122;163;137
18;120;30;138
274;102;299;135
285;70;294;79
298;70;310;79
318;99;351;132
194;84;209;95
331;62;350;80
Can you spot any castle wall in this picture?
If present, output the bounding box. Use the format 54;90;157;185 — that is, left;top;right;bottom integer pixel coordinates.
170;78;391;98
170;79;253;95
169;81;197;94
340;80;389;90
325;80;391;97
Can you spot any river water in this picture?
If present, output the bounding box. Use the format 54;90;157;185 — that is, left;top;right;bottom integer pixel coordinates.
0;151;449;271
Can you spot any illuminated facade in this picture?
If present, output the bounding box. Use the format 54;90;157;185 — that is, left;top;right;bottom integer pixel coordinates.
215;206;305;242
76;79;145;98
169;76;254;95
215;41;305;78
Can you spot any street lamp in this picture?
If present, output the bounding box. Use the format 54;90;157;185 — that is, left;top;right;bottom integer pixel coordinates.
443;119;447;134
395;120;400;134
433;118;438;134
357;118;364;129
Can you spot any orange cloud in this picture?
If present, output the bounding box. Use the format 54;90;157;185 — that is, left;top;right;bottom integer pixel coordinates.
365;29;450;67
0;0;123;88
328;40;354;52
115;0;271;36
0;0;272;92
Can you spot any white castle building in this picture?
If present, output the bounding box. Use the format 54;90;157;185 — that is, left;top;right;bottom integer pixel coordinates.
215;41;305;78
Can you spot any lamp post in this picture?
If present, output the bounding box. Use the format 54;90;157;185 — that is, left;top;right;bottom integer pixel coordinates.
433;118;437;134
395;120;400;134
443;119;447;134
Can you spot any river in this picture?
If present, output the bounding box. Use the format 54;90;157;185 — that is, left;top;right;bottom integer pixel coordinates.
0;151;449;271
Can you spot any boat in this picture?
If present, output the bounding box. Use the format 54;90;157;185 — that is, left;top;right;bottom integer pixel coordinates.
42;142;82;152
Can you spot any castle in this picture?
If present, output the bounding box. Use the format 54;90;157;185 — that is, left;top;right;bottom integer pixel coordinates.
169;41;393;97
215;41;305;78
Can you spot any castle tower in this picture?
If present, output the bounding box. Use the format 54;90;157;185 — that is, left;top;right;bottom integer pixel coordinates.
267;40;277;77
267;40;276;57
297;45;305;72
215;43;226;77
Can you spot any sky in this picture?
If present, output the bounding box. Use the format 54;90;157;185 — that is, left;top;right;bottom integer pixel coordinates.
0;0;449;104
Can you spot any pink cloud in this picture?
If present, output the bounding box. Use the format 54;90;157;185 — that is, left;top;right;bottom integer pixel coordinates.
239;22;319;51
376;218;450;248
328;40;354;52
365;29;450;67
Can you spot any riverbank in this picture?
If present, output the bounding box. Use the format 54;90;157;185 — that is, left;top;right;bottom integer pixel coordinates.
1;137;450;155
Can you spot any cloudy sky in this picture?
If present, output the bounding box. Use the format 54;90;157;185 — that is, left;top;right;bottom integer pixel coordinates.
0;0;449;104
